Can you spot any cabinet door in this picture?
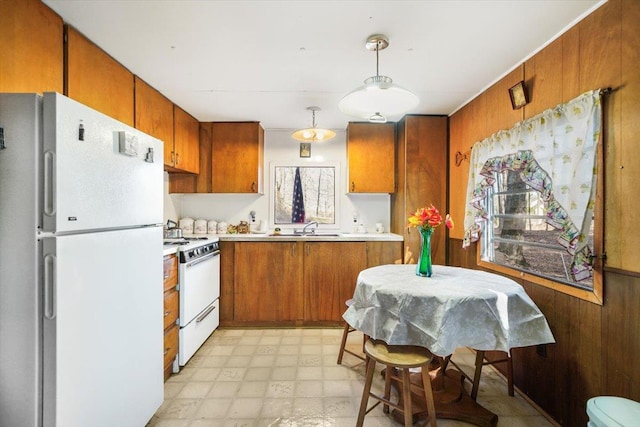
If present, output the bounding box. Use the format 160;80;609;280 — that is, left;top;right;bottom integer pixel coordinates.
66;26;134;126
134;77;174;168
366;241;403;267
347;122;395;193
211;122;264;193
304;242;367;323
233;242;302;322
173;105;200;173
392;116;448;265
0;0;63;93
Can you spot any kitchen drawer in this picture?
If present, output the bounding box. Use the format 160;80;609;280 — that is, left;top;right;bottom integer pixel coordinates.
163;289;179;330
163;324;179;370
163;254;178;292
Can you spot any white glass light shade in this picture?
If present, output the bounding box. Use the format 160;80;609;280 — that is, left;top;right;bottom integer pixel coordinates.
338;75;419;121
291;127;336;142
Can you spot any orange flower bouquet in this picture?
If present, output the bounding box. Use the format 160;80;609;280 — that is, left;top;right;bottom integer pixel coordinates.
407;205;453;277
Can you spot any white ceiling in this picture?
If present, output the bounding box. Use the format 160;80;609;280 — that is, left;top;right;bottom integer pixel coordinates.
43;0;604;131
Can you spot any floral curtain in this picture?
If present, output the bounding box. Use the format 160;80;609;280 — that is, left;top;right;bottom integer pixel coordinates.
463;90;602;281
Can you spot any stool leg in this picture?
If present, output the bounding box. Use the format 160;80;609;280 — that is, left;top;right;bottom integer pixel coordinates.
470;350;485;400
383;366;392;414
337;322;350;364
506;354;514;397
356;356;377;427
420;367;437;427
401;368;413;427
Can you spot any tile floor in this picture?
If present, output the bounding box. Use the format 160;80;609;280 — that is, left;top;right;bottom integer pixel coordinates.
147;328;556;427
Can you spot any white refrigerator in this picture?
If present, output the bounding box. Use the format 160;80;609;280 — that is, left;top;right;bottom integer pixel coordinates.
0;93;164;427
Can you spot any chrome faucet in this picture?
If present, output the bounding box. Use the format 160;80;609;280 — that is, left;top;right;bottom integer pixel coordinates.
302;221;319;235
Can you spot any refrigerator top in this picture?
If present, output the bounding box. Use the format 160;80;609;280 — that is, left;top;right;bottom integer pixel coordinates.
40;93;164;233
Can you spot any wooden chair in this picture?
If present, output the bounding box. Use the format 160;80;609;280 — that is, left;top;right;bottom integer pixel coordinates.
357;339;437;427
337;299;366;364
470;350;514;400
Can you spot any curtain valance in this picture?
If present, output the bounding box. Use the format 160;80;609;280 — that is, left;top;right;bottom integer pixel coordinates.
463;90;602;281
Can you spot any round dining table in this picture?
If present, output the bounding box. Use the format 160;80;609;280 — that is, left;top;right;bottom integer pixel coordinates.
343;264;555;427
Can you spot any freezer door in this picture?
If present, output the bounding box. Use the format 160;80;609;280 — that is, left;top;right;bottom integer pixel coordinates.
42;227;163;427
41;92;163;233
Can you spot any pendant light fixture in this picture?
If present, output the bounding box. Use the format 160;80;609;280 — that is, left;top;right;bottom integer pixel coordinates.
338;34;419;123
291;106;336;142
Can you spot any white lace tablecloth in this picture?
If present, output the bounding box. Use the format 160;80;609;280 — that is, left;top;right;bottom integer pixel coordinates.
343;265;555;357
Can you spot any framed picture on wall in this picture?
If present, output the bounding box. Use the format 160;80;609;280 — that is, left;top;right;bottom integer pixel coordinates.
299;142;311;158
509;81;529;110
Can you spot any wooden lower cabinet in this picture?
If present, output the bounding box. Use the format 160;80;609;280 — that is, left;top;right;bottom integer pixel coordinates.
224;240;402;326
163;254;179;381
304;242;367;323
233;242;303;323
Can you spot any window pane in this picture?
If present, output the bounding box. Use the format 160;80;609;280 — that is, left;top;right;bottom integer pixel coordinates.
483;170;594;289
273;166;335;225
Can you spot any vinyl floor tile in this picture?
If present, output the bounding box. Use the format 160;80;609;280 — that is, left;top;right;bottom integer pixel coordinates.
148;328;556;427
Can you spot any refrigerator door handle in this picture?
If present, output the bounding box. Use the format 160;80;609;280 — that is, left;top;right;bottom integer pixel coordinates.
44;253;56;319
43;150;56;217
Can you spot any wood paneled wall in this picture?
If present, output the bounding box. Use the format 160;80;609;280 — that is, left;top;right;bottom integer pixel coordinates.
448;1;640;425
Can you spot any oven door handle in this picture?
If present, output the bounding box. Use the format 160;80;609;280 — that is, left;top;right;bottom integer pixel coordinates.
185;251;219;268
196;304;216;323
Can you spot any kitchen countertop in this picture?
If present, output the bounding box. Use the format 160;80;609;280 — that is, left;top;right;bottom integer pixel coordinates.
208;232;403;242
163;233;403;257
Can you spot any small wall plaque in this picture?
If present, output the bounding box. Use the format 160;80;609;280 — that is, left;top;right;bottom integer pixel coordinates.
509;81;529;110
299;142;311;158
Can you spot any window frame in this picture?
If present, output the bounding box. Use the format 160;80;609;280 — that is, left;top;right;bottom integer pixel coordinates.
476;136;604;305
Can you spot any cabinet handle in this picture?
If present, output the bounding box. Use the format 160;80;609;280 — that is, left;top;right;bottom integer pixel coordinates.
306;243;310;256
171;151;175;164
251;182;256;192
351;181;355;192
291;243;295;256
175;152;180;165
164;310;171;317
164;348;170;356
164;273;170;279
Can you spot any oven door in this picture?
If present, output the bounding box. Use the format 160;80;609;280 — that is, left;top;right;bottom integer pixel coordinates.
178;251;220;327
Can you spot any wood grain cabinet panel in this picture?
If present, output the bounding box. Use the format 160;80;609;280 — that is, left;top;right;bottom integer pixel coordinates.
0;0;63;93
134;77;175;168
65;26;134;126
304;242;367;323
173;105;200;174
211;122;264;193
392;116;448;265
347;122;396;193
162;254;178;381
233;242;303;322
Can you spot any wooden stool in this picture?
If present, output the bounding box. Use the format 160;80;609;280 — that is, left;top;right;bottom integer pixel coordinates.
337;299;366;364
470;350;513;400
357;339;437;427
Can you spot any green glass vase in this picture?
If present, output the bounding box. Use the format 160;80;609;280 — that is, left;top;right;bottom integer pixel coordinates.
416;228;433;277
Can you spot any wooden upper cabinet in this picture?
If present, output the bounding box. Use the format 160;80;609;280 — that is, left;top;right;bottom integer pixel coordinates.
134;77;174;167
173;106;200;174
347;122;396;193
211;122;264;193
0;0;63;93
65;26;134;126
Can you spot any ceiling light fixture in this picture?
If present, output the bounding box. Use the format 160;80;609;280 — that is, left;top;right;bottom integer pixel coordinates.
338;34;419;123
291;106;336;142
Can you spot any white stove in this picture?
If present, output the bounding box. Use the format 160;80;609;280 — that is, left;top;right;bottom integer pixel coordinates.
164;236;220;367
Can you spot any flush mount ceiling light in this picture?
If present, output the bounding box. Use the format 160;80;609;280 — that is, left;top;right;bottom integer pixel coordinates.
291;106;336;142
338;34;419;123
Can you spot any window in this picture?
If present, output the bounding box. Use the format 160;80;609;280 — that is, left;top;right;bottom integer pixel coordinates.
270;164;339;229
464;90;604;304
480;170;594;289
